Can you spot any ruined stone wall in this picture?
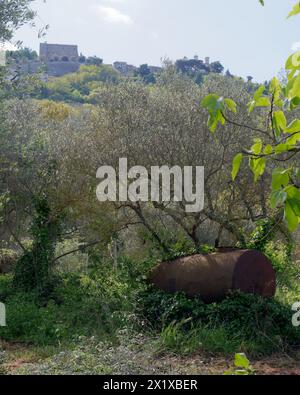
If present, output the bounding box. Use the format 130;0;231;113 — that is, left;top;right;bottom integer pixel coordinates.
45;61;80;76
14;60;80;78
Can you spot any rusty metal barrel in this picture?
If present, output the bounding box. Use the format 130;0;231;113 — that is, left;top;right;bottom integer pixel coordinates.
151;249;276;303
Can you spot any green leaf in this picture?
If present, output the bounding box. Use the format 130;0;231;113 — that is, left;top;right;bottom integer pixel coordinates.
201;94;227;133
233;370;248;375
275;144;294;154
251;138;263;155
234;353;250;369
232;153;243;181
285;185;300;202
286;52;300;71
291;96;300;109
288;2;300;18
285;201;300;231
248;101;255;114
254;85;265;100
285;119;300;134
248;86;270;113
270;190;287;209
269;77;281;103
286;132;300;145
255;97;271;107
288;73;300;99
273;111;286;135
207;109;225;133
264;144;273;155
201;94;220;109
272;169;290;190
224;98;237;113
284;187;300;230
250;157;266;182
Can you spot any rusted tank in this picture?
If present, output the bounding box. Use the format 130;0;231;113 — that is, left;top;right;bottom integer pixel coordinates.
151;249;276;303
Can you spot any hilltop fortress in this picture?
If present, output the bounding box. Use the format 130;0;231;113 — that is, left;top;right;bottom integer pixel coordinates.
13;43;82;78
11;43;223;80
11;43;161;78
39;43;79;62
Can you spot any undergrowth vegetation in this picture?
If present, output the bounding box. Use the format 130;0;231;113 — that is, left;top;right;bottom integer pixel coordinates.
0;241;299;359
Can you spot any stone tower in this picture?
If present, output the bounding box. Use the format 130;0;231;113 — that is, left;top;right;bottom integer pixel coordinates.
39;43;79;62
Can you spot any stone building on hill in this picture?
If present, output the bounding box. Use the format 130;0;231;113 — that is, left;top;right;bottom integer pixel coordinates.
39;43;79;62
113;61;137;76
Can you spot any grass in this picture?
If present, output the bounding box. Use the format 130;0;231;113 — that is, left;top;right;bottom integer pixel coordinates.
159;321;243;355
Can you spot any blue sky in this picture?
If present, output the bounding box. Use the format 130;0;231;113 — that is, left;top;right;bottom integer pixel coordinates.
13;0;300;82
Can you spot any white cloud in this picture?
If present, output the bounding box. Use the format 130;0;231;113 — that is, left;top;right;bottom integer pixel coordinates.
95;6;133;25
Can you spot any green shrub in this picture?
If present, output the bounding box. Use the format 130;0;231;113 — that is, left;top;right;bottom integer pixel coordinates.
0;257;147;346
0;249;17;274
246;219;296;281
140;287;300;356
0;275;14;300
0;293;65;345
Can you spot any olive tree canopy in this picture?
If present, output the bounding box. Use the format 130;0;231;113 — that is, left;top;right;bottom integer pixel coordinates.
0;0;36;42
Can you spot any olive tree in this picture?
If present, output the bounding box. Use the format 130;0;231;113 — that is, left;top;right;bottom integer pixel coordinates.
0;0;36;42
76;71;276;251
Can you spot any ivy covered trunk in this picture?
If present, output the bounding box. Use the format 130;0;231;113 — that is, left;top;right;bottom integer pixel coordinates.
13;196;61;296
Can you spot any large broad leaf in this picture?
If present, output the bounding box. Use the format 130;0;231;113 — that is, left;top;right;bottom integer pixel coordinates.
271;190;287;209
264;144;273;155
273;111;286;135
201;95;235;133
254;85;265;100
284;186;300;231
272;169;290;190
232;153;243;181
269;77;281;102
248;86;270;113
288;74;300;99
286;52;300;72
275;144;294;154
251;138;263;155
201;94;220;109
286;132;300;145
285;201;300;231
224;98;237;113
285;119;300;134
250;157;266;182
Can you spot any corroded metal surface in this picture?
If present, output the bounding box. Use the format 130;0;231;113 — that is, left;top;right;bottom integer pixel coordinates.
151;250;276;303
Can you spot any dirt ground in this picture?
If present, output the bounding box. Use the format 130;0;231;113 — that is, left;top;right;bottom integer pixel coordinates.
1;339;300;376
